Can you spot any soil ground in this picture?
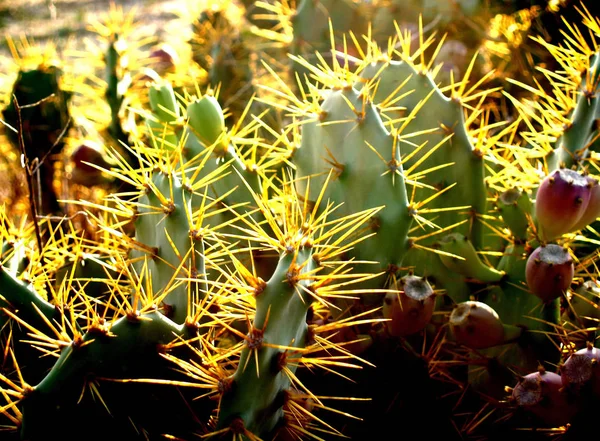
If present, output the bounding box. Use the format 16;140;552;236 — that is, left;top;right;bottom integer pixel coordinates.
0;0;182;49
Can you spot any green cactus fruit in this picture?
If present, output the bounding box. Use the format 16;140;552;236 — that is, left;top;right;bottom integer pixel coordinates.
563;280;600;329
382;274;435;337
438;233;505;282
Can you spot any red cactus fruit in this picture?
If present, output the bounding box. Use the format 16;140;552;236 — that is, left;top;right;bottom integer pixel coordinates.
535;169;594;240
148;44;179;75
525;244;573;303
71;140;109;173
69;140;114;187
449;301;505;349
511;367;577;426
561;343;600;397
569;178;600;233
382;274;435;337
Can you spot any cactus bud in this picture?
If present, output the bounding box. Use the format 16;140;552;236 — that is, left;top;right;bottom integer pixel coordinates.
186;95;225;148
148;81;179;123
439;233;505;283
382;274;435;337
525;244;573;302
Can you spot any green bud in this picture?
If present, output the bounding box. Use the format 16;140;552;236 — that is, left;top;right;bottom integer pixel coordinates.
187;95;225;147
148;81;179;123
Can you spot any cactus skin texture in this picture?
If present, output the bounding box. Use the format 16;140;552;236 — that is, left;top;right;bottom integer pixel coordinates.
217;247;315;436
215;176;383;439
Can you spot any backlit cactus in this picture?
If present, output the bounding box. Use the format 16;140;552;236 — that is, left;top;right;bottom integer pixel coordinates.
2;1;600;440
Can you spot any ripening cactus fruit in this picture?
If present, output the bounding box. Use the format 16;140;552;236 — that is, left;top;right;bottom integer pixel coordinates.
535;169;599;240
382;274;435;337
449;301;518;349
561;343;600;397
510;367;577;426
525;244;574;303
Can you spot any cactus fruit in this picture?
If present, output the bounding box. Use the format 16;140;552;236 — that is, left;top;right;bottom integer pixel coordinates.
449;301;521;349
535;169;599;240
382;273;435;337
525;244;574;303
148;44;179;76
5;1;600;440
563;280;600;329
561;343;600;397
510;366;577;426
69;140;116;187
186;94;226;148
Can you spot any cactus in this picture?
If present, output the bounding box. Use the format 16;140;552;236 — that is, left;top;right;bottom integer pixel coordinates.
4;1;600;440
2;62;71;216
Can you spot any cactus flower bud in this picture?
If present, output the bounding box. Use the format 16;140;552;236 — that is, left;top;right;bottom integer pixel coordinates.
187;95;225;148
148;81;179;123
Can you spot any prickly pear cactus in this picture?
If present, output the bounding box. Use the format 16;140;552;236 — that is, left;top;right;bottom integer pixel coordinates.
2;63;71;216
